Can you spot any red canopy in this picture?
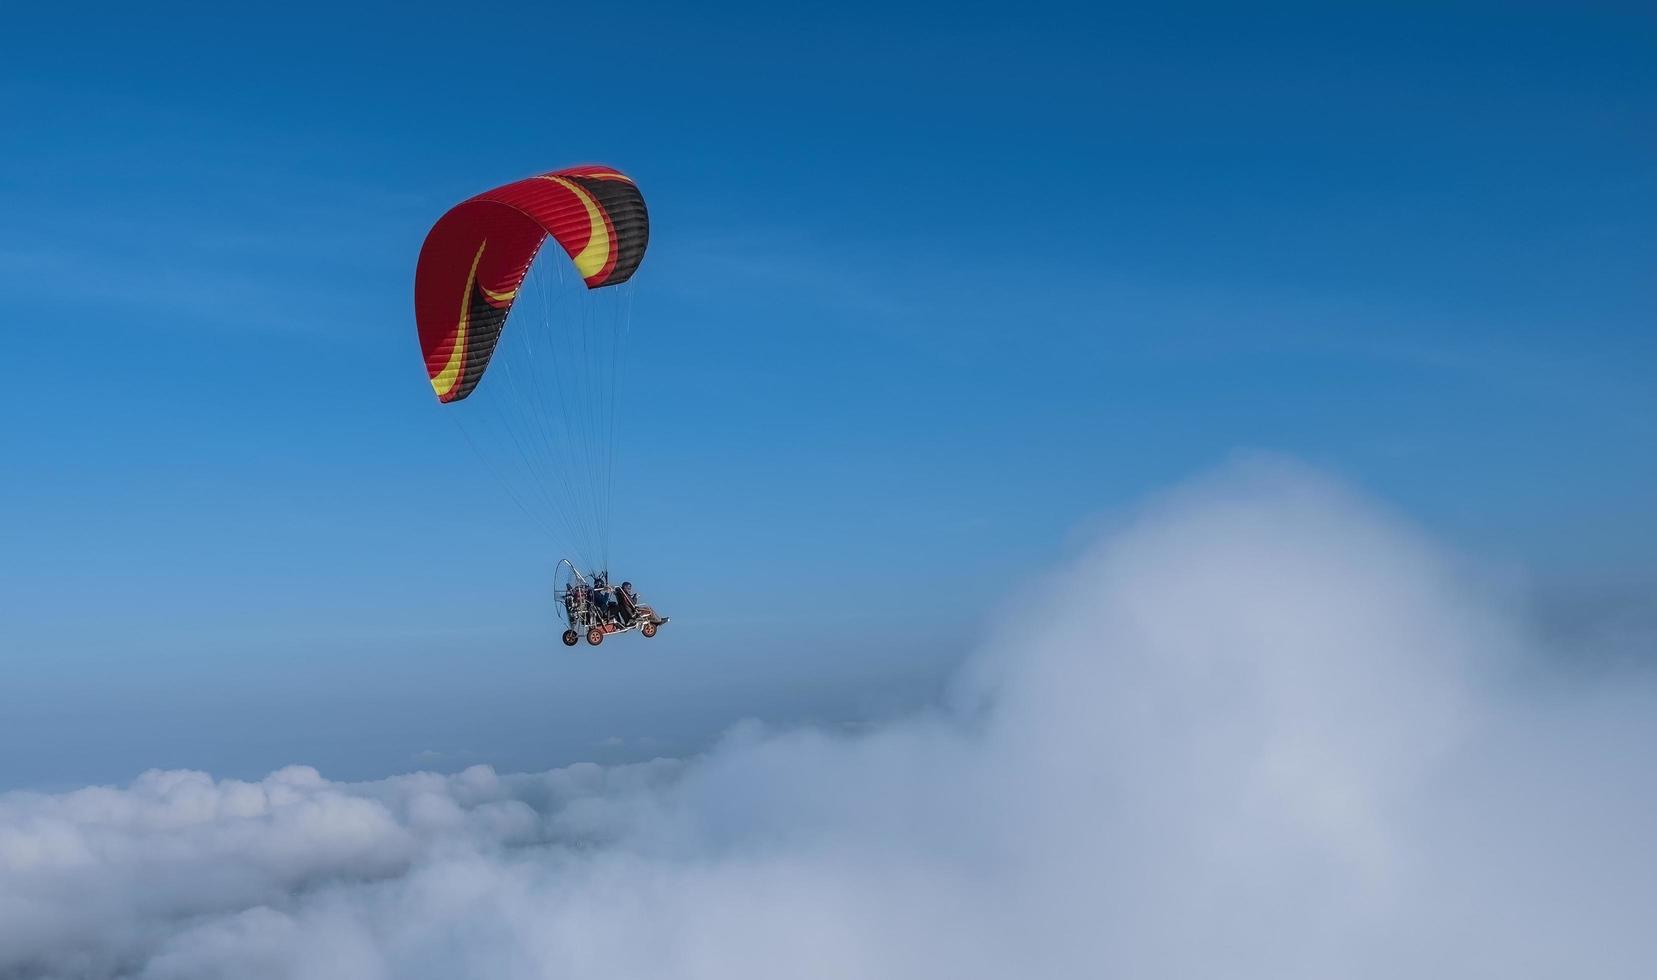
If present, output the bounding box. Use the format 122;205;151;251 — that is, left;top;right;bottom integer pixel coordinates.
413;165;649;403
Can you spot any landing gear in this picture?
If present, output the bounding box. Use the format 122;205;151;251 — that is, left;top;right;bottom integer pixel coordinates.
562;630;579;647
587;627;606;646
641;621;658;638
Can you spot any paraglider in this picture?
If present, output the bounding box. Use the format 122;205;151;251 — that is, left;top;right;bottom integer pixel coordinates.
413;165;667;644
554;560;668;646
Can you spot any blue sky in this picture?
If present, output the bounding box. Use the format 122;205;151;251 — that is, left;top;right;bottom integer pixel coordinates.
1;2;1653;790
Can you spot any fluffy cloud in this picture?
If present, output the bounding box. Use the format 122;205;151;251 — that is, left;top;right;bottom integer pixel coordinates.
4;460;1653;979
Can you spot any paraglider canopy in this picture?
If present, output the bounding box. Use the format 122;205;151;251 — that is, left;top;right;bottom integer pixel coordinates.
414;165;649;403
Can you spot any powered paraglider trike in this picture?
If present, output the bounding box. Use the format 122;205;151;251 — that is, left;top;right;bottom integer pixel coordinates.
413;166;669;647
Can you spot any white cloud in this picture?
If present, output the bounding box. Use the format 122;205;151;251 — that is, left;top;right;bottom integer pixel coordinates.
3;459;1653;979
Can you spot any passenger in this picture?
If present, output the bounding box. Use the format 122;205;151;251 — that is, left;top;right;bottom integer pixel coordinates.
621;581;666;625
616;580;639;623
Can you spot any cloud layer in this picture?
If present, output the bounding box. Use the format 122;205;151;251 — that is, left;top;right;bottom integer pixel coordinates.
4;461;1653;979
